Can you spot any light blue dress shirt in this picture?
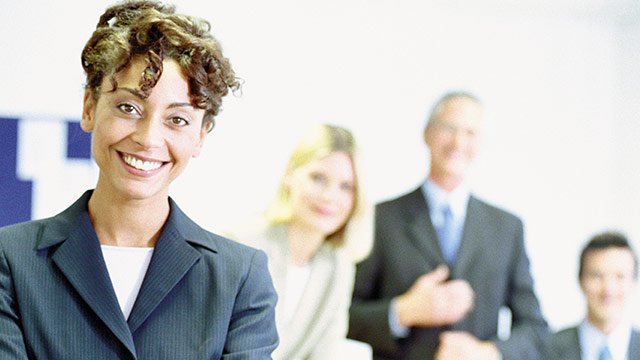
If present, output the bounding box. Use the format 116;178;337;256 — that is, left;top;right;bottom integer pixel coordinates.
579;320;632;360
388;179;470;338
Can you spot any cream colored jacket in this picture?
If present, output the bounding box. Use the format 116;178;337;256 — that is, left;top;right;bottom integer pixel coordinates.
227;220;355;360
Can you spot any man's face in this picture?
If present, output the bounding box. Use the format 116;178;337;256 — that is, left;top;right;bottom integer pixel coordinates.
580;247;637;330
424;97;483;185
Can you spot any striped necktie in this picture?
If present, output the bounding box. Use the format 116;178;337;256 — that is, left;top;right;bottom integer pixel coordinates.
599;344;612;360
436;204;458;265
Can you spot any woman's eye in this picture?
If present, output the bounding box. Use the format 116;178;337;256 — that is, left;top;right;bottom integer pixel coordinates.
117;103;138;115
310;173;326;183
340;182;354;192
170;117;189;127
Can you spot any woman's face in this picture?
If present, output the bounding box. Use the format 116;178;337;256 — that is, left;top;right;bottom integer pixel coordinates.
81;57;208;202
286;151;356;238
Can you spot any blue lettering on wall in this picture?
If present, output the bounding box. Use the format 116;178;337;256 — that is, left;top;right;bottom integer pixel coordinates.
0;117;33;227
66;120;92;160
0;117;91;227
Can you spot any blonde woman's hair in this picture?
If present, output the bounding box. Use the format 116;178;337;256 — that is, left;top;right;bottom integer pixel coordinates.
265;124;373;262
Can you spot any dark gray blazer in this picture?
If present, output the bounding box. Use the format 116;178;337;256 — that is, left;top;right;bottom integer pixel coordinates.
348;187;549;360
0;191;278;359
550;326;640;360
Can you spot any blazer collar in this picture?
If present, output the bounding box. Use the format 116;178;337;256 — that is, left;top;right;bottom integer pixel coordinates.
265;227;338;358
421;179;470;221
165;196;217;253
283;245;338;357
36;190;214;353
39;190;137;356
402;188;447;266
402;187;486;276
35;190;94;250
36;190;217;253
452;196;488;277
563;327;582;360
630;330;640;358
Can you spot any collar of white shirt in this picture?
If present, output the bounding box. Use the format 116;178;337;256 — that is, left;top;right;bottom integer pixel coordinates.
579;319;632;360
422;178;470;226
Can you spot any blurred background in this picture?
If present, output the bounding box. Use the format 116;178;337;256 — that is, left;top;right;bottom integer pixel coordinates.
1;0;639;332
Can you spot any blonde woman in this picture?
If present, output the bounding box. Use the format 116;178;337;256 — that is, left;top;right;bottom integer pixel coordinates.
228;124;373;359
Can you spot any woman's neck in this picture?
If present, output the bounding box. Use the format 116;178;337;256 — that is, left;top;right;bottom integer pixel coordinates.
287;222;326;266
88;187;169;247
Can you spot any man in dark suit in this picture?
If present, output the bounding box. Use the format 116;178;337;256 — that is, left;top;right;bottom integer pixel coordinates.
550;232;640;360
348;92;549;359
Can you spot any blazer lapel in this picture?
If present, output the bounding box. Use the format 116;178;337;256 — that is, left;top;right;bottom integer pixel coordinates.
568;327;582;360
263;225;289;328
452;196;488;277
45;193;136;356
281;245;336;357
629;330;640;360
126;200;203;333
402;188;446;266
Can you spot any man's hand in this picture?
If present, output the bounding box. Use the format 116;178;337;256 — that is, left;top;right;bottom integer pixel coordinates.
435;331;501;360
394;265;474;327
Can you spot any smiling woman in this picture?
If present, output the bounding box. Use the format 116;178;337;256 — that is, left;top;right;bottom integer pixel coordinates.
82;58;209;207
226;124;374;359
0;1;278;359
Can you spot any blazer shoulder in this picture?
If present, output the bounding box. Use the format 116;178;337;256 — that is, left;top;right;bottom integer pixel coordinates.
550;326;580;358
377;187;422;206
0;190;95;252
167;198;265;259
469;195;522;225
629;329;640;358
375;187;425;216
198;226;266;262
552;326;578;342
0;217;52;251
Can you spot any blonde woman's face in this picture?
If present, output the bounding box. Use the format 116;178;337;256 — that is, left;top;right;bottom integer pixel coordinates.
287;151;355;238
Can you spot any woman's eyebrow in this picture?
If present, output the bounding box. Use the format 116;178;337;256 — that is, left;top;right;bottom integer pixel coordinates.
116;87;194;109
167;102;194;109
116;87;145;98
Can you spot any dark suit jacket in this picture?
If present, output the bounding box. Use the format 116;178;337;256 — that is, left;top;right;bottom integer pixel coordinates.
0;191;278;359
348;187;549;360
550;326;640;360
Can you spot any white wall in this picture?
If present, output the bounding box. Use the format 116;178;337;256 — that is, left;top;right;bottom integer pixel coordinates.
1;0;638;332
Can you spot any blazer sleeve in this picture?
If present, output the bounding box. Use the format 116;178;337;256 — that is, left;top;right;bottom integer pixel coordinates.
0;239;29;359
493;219;550;360
222;249;279;359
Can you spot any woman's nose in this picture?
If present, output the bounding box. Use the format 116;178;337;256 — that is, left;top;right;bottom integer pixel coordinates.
132;117;163;148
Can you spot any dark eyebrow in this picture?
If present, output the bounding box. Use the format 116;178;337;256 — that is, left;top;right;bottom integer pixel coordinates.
167;102;194;109
117;87;145;99
116;87;195;109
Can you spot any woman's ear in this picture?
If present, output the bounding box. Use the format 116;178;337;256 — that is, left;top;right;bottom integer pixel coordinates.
191;121;213;158
80;90;96;132
202;121;213;134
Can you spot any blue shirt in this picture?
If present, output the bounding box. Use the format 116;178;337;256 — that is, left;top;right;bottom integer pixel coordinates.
389;179;471;338
421;179;470;262
579;320;632;360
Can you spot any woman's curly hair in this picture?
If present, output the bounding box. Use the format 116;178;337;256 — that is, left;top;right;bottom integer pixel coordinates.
81;0;240;129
